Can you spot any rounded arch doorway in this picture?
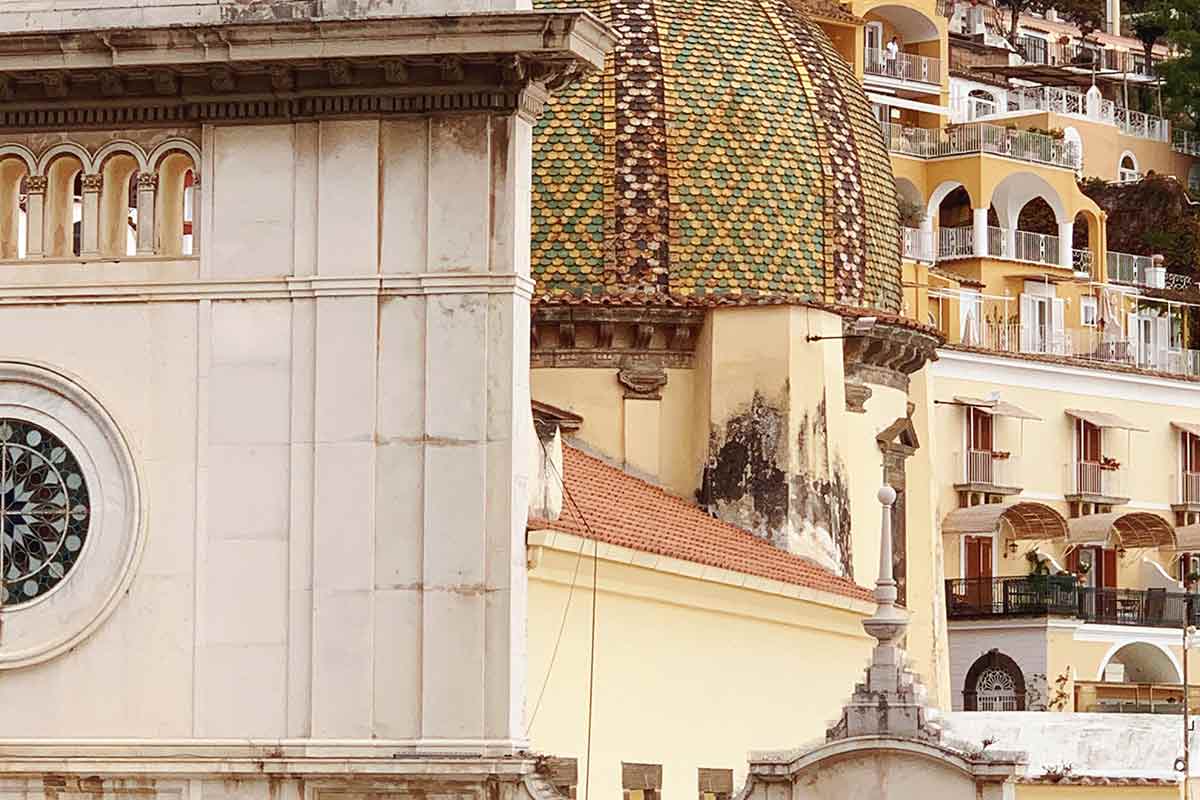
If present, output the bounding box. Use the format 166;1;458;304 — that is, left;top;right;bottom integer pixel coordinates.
963;649;1026;711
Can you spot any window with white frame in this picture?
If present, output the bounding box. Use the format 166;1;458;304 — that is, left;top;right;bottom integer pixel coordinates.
1080;296;1097;327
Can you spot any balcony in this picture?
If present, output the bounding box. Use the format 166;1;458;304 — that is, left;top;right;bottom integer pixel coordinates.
946;576;1200;628
1106;251;1165;289
864;48;941;87
1067;460;1127;503
1174;130;1200;157
936;224;1083;269
1075;681;1200;714
880;121;1079;169
954;449;1021;495
938;294;1200;379
902;226;935;262
958;86;1170;143
1015;36;1159;78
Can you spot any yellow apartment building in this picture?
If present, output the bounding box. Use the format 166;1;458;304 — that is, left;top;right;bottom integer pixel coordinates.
523;0;1200;795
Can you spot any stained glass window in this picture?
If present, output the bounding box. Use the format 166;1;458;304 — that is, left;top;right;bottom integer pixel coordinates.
0;419;89;605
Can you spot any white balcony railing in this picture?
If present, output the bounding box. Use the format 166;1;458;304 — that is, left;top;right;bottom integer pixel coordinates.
864;47;941;85
936;224;1083;268
1106;251;1165;289
1181;471;1200;505
1069;461;1125;498
958;449;1019;488
1175;130;1200;157
938;225;974;260
878;121;1079;169
962;85;1170;143
902;227;935;262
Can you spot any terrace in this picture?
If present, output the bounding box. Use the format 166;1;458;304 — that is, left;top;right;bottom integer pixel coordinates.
953;85;1171;143
881;121;1080;169
945;576;1200;628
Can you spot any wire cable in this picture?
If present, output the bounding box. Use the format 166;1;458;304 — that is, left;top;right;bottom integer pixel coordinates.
526;432;601;800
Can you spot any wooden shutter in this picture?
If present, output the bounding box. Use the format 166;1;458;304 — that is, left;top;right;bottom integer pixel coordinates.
1051;298;1065;353
1103;548;1118;588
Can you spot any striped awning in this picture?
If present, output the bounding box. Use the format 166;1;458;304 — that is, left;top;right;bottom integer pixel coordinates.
952;396;1042;421
1065;409;1147;432
941;501;1068;541
1066;512;1176;548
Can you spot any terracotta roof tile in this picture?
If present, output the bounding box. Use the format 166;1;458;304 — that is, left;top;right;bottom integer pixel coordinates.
529;444;873;603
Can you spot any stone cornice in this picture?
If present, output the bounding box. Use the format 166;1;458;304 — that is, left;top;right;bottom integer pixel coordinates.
0;11;614;128
0;268;535;304
843;318;940;392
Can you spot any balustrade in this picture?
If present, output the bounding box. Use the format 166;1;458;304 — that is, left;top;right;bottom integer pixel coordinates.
0;137;199;262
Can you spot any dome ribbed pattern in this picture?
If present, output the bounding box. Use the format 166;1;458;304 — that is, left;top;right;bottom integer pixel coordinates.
531;0;902;313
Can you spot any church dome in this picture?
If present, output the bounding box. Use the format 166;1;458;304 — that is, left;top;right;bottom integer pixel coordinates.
531;0;902;313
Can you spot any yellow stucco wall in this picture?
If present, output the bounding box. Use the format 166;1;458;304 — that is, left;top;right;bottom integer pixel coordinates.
526;539;875;800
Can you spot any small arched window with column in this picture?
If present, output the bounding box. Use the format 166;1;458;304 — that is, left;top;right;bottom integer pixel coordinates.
0;147;35;260
94;142;145;258
37;145;89;259
150;140;201;257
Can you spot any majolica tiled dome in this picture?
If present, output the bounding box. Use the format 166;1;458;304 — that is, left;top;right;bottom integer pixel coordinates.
531;0;902;313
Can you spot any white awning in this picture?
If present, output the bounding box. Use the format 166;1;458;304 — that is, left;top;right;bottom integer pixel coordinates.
1065;408;1148;432
866;92;950;116
953;396;1042;421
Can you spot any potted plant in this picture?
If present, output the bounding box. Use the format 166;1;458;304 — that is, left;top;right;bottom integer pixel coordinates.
1100;456;1121;471
992;450;1011;460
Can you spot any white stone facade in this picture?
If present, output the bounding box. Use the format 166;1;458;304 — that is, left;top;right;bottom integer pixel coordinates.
0;4;611;798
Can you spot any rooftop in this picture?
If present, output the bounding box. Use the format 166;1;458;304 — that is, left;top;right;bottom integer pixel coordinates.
528;443;873;603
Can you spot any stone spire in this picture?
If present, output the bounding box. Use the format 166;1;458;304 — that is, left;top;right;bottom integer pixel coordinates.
827;486;941;741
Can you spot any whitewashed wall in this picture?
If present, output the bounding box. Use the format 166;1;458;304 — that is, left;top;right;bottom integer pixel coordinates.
0;115;534;749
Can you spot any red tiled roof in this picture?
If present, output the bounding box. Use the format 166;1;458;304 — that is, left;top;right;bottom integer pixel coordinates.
529;445;874;603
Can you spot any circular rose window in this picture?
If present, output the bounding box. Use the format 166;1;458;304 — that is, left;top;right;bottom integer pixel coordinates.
0;418;90;605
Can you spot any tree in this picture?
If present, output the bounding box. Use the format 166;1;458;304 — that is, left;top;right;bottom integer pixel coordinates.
1125;0;1177;70
1160;39;1200;128
991;0;1105;56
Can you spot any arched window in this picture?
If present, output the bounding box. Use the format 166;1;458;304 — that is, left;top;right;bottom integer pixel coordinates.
963;649;1026;711
1119;152;1140;183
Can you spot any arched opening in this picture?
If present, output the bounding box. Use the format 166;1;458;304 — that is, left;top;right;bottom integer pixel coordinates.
1119;152;1140;183
963;649;1025;711
43;155;82;258
0;156;28;260
98;152;138;257
155;151;198;256
1100;642;1180;684
1062;126;1083;171
862;5;941;83
990;172;1068;268
966;88;997;120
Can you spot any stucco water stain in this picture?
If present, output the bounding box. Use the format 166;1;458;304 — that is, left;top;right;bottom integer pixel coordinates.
705;391;853;575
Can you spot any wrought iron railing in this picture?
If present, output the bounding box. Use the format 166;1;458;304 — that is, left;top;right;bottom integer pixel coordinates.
946;577;1200;628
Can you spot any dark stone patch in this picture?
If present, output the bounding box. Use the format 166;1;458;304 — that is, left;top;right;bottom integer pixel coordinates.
702;391;789;545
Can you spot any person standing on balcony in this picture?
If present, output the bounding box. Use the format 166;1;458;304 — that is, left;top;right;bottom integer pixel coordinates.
886;36;900;77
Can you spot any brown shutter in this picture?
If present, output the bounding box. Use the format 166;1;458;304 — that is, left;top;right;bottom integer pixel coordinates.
1067;548;1079;573
1103;548;1118;588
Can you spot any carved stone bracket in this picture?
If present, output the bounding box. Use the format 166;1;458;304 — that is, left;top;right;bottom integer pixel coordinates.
135;173;158;190
842;318;940;393
80;173;102;192
618;366;668;399
844;382;873;413
24;175;47;193
531;305;705;370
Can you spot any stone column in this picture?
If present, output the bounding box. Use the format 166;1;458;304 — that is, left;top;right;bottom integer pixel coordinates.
135;172;157;255
79;174;101;258
1058;220;1074;268
972;207;988;257
190;174;201;255
23;176;44;259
